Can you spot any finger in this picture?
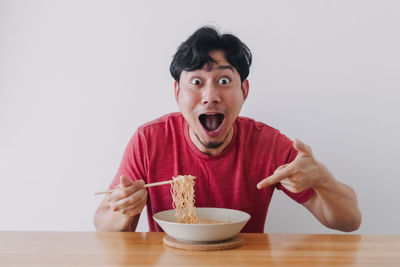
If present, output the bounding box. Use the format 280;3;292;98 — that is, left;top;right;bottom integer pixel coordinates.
120;198;147;216
110;189;147;212
130;205;146;216
279;182;303;193
257;164;296;189
276;164;289;171
279;183;296;193
124;204;146;217
280;178;292;188
280;177;308;193
116;188;147;210
109;180;145;201
120;201;145;216
293;138;313;157
120;175;133;188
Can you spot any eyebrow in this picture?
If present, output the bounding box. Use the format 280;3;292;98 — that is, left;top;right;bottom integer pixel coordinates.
216;65;234;72
190;64;235;75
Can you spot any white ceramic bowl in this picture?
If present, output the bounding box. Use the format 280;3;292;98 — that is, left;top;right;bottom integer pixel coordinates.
153;207;250;242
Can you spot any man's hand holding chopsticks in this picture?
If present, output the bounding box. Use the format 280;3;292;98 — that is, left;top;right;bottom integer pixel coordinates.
107;175;148;217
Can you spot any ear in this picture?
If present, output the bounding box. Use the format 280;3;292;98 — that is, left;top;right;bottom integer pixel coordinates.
241;79;249;101
174;81;180;102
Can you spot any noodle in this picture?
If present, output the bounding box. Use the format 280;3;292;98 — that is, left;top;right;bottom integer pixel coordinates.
171;175;198;223
170;175;228;224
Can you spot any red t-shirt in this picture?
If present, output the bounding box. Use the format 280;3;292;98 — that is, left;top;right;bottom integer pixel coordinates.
109;112;315;233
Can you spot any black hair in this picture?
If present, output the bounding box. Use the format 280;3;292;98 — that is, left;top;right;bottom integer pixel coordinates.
170;26;252;82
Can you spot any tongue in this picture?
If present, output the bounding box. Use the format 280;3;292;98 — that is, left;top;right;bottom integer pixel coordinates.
204;115;219;131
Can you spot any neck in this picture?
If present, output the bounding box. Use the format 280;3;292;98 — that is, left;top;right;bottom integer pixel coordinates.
188;127;234;156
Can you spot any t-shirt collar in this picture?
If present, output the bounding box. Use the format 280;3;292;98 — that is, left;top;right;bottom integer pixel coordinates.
182;115;238;160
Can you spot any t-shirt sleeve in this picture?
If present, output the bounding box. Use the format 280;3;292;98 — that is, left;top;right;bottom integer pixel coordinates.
108;129;148;189
274;134;315;204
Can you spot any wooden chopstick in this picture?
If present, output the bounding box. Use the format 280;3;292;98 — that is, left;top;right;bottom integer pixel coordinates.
94;179;174;195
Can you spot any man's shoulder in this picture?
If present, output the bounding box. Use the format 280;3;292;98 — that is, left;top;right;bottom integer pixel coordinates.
236;116;280;135
236;116;294;161
137;112;183;134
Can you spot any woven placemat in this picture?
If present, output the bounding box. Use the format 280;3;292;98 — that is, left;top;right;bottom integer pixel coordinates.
163;235;244;251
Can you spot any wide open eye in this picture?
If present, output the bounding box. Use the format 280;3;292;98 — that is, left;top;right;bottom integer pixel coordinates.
218;77;230;85
191;78;202;85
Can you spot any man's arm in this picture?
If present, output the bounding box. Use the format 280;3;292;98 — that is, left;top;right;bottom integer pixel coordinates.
94;175;147;232
302;167;361;232
94;197;140;231
257;139;361;232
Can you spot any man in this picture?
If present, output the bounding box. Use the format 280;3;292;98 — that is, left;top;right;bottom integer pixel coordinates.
94;26;361;232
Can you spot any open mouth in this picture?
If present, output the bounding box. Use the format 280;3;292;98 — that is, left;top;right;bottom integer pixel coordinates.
199;113;225;132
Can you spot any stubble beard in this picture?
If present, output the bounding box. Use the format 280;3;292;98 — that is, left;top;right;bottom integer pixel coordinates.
194;131;231;149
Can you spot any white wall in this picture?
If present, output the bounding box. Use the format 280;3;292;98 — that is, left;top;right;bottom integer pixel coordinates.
1;0;399;234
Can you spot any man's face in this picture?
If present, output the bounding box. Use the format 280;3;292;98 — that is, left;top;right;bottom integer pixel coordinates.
175;50;249;155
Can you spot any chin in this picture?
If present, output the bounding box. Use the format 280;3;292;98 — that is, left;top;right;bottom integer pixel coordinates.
203;141;224;149
196;128;231;150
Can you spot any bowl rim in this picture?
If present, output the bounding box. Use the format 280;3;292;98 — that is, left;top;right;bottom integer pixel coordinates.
153;207;251;226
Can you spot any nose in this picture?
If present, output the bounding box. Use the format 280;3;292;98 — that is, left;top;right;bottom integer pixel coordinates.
201;83;221;104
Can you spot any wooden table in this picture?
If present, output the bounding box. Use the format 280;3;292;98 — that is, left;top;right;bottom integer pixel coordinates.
1;231;399;266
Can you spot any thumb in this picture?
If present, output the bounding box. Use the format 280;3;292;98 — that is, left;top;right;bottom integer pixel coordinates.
293;138;313;157
120;175;133;188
